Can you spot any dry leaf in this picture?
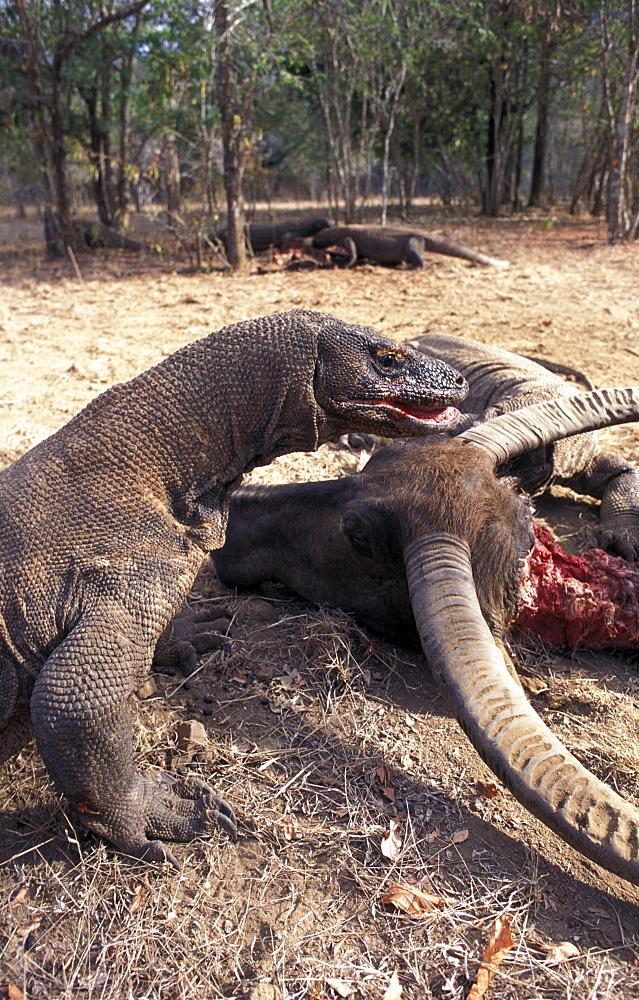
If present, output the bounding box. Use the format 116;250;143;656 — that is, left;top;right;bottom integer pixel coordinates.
326;978;355;997
404;713;420;732
375;765;395;801
544;941;580;965
381;882;452;918
8;886;28;908
15;917;41;938
2;986;26;1000
467;913;515;1000
424;828;439;844
127;884;144;914
281;817;301;841
381;818;402;861
382;969;403;1000
477;781;499;799
451;829;469;844
376;764;393;785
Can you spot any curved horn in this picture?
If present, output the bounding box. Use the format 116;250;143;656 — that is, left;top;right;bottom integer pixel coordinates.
405;531;639;885
459;386;639;465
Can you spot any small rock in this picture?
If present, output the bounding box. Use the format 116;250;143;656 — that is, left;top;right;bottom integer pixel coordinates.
175;719;210;751
253;664;277;681
136;677;157;700
246;598;279;622
246;983;281;1000
170;753;193;770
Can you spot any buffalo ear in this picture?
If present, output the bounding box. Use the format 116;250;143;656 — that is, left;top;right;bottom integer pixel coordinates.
342;502;401;563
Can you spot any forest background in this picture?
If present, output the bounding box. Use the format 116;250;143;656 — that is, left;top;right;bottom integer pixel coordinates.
2;1;639;268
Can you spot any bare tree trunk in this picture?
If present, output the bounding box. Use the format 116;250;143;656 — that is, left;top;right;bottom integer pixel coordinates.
408;105;422;210
511;118;524;211
529;32;552;206
84;86;114;226
50;55;72;235
215;0;248;270
606;1;639;243
100;40;115;221
161;131;181;214
378;64;406;226
117;10;143;226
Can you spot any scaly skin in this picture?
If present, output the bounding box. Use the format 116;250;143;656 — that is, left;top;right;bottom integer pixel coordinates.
409;332;639;560
313;225;509;268
0;310;466;865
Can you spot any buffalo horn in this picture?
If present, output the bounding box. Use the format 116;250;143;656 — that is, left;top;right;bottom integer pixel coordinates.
404;531;639;885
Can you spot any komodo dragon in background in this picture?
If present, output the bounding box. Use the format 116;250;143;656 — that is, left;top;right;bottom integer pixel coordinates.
408;333;639;559
0;309;467;866
312;224;509;269
213;216;332;254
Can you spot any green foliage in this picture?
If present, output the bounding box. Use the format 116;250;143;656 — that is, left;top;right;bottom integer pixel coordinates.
1;0;639;223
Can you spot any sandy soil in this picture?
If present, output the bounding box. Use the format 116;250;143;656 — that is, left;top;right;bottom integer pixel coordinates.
1;209;639;999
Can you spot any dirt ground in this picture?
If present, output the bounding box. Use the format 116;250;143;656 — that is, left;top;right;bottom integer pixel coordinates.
1;207;639;999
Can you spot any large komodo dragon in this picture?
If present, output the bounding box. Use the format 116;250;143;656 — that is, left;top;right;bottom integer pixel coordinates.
409;332;639;559
0;310;467;866
312;224;509;269
214;216;332;254
214;388;639;886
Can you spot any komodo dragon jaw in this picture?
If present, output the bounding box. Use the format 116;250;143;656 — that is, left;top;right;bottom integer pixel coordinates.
314;331;468;436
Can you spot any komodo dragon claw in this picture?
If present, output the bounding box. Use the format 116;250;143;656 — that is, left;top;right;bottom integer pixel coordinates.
155;603;234;677
79;772;238;869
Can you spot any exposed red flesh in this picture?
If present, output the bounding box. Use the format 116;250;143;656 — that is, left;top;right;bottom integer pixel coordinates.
513;524;639;649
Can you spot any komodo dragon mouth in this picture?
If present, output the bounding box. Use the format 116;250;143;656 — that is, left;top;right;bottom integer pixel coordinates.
350;399;461;429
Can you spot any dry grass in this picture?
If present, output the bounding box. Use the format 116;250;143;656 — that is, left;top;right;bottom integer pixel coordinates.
2;209;639;999
2;560;639;999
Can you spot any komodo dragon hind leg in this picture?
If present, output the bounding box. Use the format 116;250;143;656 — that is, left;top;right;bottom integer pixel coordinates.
30;616;237;865
154;602;233;678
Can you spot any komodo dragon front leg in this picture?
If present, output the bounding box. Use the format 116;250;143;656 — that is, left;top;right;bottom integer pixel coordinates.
333;235;358;267
30;608;237;866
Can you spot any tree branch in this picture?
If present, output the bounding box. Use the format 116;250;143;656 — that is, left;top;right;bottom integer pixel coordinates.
57;0;149;62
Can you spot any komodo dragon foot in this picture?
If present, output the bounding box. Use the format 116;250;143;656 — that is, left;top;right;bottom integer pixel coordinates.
155;602;234;677
78;772;237;869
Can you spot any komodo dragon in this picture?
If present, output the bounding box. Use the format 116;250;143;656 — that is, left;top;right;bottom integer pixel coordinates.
312;224;509;269
0;309;467;866
408;333;639;559
213;216;332;254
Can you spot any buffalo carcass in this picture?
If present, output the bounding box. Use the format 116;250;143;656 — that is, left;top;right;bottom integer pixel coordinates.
214;388;639;887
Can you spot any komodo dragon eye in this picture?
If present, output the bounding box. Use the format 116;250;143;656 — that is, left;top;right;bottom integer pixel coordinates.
378;352;400;371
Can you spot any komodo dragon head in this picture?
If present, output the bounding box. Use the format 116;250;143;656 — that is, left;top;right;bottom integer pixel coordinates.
215;386;639;887
309;312;468;437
